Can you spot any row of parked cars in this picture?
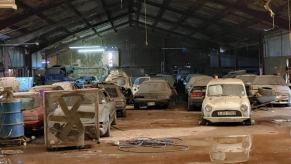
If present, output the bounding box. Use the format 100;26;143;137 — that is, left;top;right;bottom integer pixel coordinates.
13;81;127;137
183;73;291;125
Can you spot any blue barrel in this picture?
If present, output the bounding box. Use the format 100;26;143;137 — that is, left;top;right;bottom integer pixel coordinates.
0;100;24;139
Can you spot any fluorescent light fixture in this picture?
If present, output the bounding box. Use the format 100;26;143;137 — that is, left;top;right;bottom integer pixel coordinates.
69;46;101;49
41;60;50;64
78;48;105;53
108;52;113;67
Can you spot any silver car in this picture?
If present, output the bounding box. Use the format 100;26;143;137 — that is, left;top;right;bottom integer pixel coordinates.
187;75;213;110
98;83;127;117
249;75;291;105
133;80;176;109
53;89;117;137
201;78;251;125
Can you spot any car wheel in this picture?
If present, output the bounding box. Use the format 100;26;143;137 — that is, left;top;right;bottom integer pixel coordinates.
199;119;209;125
103;120;111;137
112;112;117;125
122;109;127;117
187;103;192;111
244;119;252;126
134;103;140;109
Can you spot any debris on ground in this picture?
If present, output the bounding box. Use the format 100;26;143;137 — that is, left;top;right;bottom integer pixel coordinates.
272;119;291;124
115;137;189;153
0;157;11;164
0;150;23;155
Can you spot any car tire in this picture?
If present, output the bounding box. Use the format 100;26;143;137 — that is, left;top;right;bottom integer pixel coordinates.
122;109;127;117
244;119;252;126
103;120;111;137
112;112;117;125
199;119;209;125
134;103;140;109
187;104;192;111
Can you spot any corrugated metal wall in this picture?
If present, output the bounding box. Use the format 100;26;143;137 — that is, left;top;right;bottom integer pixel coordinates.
264;32;291;75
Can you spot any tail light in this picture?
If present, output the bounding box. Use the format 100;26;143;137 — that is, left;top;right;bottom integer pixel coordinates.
191;92;203;97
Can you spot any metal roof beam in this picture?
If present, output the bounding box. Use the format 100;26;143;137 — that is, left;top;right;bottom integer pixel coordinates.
151;0;172;30
206;0;289;29
135;0;142;27
45;21;129;55
66;2;101;37
128;0;133;26
16;0;72;35
99;0;117;32
0;0;71;30
169;0;206;31
29;12;130;53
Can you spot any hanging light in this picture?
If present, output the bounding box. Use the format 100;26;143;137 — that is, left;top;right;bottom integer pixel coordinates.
0;0;17;9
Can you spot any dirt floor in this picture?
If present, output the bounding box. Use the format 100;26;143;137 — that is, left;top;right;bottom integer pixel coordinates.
3;105;291;164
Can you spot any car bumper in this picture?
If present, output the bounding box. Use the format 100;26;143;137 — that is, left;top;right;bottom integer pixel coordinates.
188;98;203;106
204;117;250;123
134;98;169;106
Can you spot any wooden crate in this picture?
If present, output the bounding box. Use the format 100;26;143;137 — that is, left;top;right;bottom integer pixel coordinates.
44;89;100;150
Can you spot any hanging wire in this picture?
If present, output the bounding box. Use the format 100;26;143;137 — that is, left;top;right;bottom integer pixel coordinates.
264;0;276;31
288;0;291;33
120;0;123;9
144;0;148;46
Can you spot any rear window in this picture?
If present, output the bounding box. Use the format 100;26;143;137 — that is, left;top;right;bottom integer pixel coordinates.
139;82;168;93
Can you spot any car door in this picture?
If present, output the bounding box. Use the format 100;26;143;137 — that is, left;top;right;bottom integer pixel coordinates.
102;90;116;119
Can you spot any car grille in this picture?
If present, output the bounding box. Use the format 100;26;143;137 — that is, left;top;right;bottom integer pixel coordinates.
212;110;242;117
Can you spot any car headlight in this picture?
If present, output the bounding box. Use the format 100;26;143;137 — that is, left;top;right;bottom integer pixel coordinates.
205;105;212;112
240;104;248;112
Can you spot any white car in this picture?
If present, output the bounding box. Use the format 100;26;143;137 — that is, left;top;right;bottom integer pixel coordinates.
201;78;251;125
249;75;291;105
132;77;151;95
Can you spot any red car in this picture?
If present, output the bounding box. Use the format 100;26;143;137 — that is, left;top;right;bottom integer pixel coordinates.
14;85;64;132
14;92;43;132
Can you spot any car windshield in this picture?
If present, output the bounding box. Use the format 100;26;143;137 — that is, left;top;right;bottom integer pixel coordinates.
252;76;286;85
208;84;245;97
134;78;149;85
104;87;118;98
18;97;40;110
139;82;168;93
112;77;126;86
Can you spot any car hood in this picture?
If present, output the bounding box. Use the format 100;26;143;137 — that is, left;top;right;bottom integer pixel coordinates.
205;96;247;109
271;85;291;95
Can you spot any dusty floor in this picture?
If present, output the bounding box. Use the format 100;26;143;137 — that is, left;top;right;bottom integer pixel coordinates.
3;105;291;164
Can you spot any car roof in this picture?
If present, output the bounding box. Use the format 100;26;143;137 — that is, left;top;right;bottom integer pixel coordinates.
208;78;244;85
143;79;168;84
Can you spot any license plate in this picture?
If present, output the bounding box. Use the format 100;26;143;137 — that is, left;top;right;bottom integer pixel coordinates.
147;102;156;106
217;111;236;116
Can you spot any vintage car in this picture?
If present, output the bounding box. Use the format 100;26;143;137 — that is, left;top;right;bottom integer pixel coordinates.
52;81;76;90
187;75;213;110
14;85;64;133
133;80;176;109
201;78;251;125
185;74;208;92
132;76;151;95
105;69;133;104
52;89;117;137
248;75;291;105
98;82;127;117
13;92;44;132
